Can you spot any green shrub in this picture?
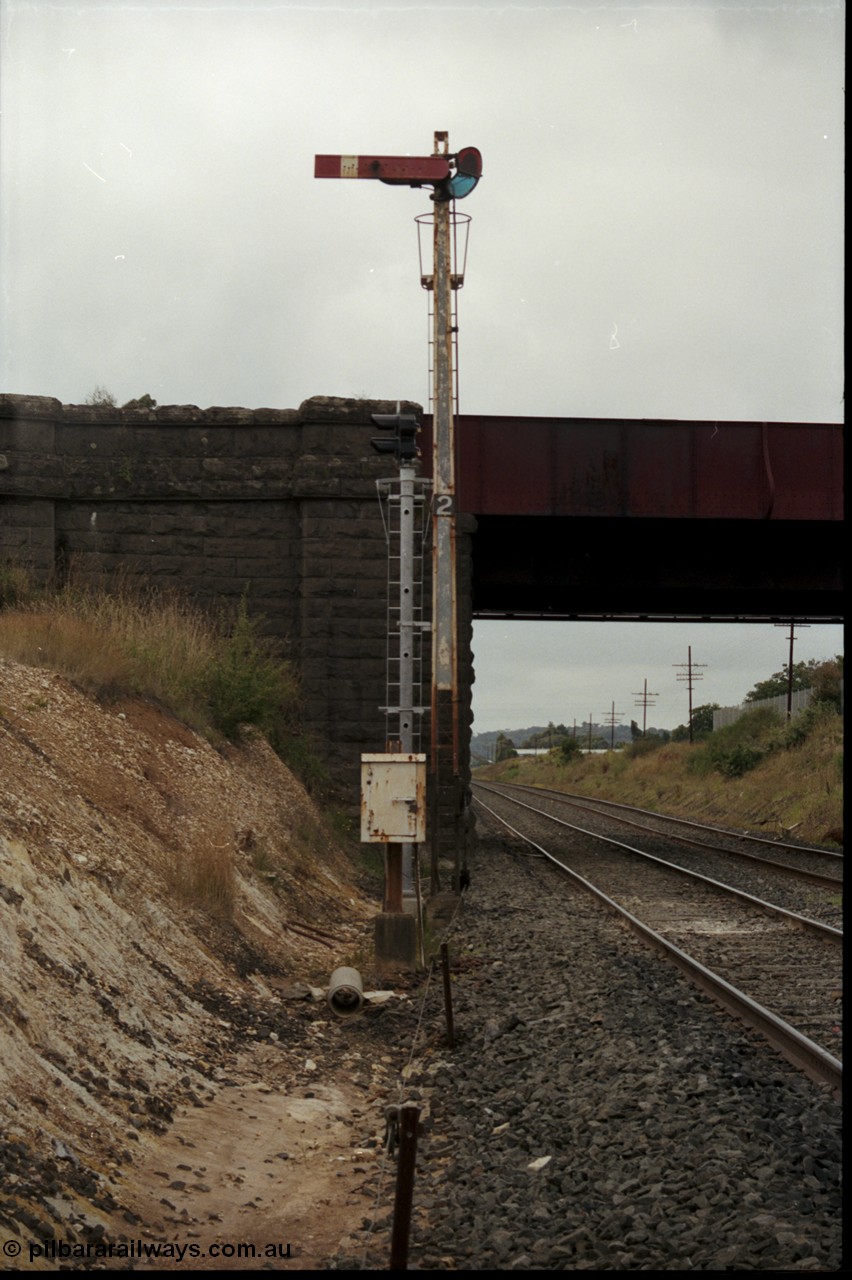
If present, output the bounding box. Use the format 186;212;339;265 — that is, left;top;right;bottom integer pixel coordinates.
716;743;767;777
205;599;297;743
558;736;582;763
626;734;666;760
689;706;783;779
784;699;839;748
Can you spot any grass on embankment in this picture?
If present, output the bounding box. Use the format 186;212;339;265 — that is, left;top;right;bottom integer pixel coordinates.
475;705;843;847
0;563;304;760
0;564;341;918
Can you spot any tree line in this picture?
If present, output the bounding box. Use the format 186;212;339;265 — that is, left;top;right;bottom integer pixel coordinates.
491;656;842;761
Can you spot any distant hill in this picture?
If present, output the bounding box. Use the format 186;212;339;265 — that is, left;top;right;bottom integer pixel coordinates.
471;722;665;762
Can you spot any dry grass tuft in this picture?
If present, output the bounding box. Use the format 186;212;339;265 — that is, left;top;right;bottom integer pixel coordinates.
168;833;237;918
0;565;299;745
0;608;135;694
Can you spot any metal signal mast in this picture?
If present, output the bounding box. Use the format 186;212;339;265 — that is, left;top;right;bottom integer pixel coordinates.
315;133;483;901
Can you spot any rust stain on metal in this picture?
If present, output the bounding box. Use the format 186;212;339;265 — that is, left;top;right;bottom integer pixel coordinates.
314;154;450;183
360;753;426;843
419;416;843;522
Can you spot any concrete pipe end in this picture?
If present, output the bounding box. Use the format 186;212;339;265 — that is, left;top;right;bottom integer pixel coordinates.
327;966;365;1018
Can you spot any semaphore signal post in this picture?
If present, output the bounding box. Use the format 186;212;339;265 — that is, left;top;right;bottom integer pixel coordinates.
315;132;482;962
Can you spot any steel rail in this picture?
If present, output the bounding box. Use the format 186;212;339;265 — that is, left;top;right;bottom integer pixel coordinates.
473;782;842;941
508;782;843;860
496;782;843;890
473;793;843;1100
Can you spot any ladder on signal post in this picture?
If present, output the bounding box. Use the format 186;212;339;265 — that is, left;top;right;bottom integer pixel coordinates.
377;474;432;755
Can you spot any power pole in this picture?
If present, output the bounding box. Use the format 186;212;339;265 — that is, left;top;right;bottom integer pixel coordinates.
775;619;810;721
632;678;659;736
603;701;624;751
673;646;707;742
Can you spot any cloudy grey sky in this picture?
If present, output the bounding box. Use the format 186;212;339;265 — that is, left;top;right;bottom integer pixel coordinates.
471;620;844;734
1;0;844;731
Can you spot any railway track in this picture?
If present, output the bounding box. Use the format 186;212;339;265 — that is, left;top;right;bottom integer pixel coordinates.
479;782;842;929
472;780;842;1097
492;781;843;888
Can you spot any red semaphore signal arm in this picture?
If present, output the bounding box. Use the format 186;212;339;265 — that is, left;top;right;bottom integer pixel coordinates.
314;154;451;184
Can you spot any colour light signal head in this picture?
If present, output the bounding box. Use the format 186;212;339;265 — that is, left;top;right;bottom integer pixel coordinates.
370;413;420;462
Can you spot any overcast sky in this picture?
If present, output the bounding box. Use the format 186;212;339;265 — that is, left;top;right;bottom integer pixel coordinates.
1;0;844;732
471;620;844;734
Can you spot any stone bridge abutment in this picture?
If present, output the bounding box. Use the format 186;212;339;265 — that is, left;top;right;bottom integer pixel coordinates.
0;394;475;854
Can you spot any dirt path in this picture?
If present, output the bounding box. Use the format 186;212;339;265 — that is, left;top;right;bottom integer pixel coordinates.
122;1046;379;1269
0;660;414;1270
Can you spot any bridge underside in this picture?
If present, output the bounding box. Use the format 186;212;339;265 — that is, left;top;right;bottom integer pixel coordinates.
420;414;843;626
471;515;842;622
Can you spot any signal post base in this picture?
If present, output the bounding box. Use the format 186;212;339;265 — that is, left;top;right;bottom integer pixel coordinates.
375;911;417;973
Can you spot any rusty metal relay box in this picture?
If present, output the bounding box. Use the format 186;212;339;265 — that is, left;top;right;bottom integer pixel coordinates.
360;753;426;843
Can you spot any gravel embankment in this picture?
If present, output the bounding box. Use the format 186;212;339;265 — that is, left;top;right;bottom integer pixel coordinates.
341;812;843;1271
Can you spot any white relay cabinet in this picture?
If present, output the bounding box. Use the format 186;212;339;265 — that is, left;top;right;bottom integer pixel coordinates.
360;753;427;843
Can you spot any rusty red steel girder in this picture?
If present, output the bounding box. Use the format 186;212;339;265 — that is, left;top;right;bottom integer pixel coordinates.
419;416;843;521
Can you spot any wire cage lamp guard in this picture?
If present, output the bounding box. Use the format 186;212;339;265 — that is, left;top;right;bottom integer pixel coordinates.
416;209;471;418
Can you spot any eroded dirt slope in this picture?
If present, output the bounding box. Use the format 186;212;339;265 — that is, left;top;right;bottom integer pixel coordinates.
0;657;400;1268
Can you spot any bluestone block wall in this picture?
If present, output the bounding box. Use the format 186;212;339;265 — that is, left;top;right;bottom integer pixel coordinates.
0;394;474;827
